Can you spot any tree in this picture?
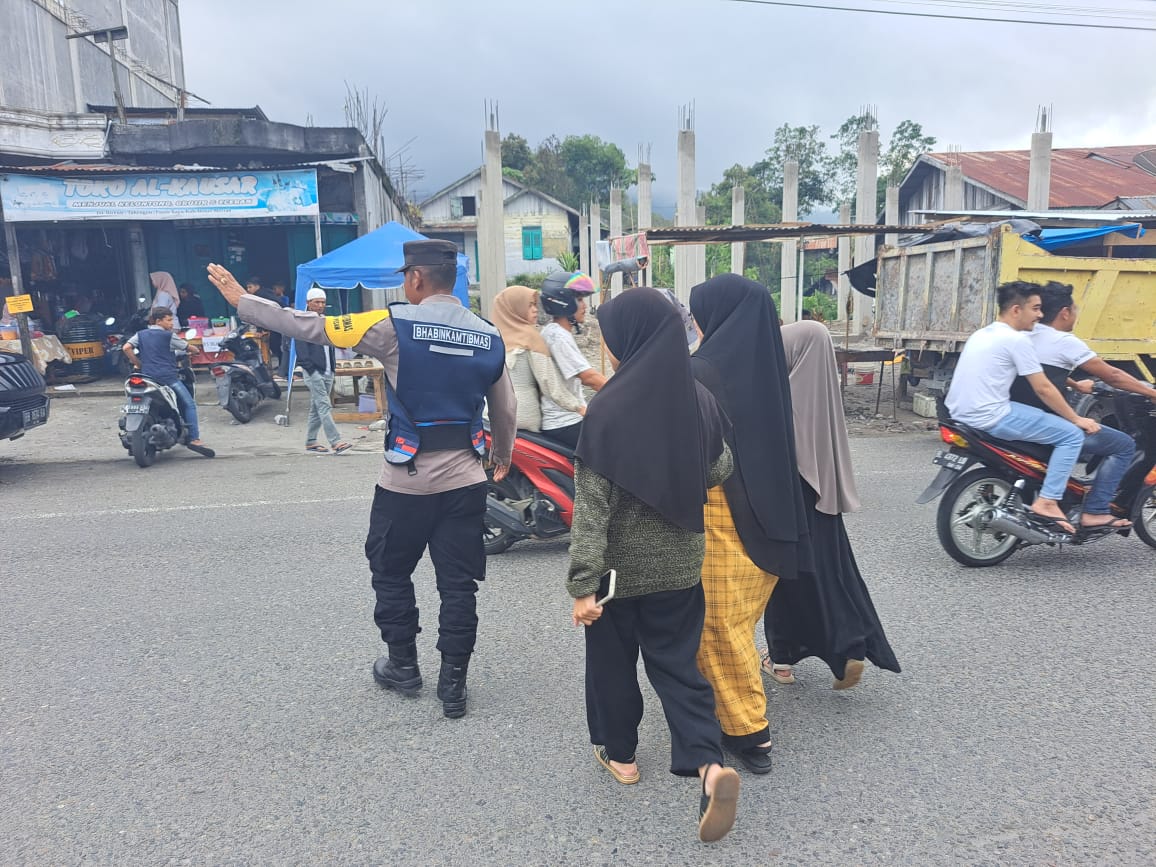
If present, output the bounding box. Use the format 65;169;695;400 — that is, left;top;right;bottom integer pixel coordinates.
829;112;876;205
522;135;577;206
829;114;937;212
756;124;833;218
557;135;635;207
881;119;936;189
501;133;533;172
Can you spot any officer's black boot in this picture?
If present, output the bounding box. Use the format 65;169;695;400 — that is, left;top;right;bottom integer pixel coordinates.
372;641;422;697
436;655;470;719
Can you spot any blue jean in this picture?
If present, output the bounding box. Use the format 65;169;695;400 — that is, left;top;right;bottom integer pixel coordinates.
170;379;200;441
1080;425;1136;514
985;402;1083;501
304;370;341;446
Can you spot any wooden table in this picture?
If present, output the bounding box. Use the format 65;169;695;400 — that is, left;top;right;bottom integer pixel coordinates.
186;332;270;368
331;359;385;423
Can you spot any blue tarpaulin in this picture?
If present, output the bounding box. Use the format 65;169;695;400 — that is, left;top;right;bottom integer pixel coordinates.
293;221;470;310
1023;223;1145;252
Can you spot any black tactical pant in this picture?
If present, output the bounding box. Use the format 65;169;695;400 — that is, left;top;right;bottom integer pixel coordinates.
365;482;487;659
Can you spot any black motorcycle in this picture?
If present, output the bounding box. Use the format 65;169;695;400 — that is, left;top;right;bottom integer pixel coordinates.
117;350;207;468
918;386;1156;566
209;324;280;423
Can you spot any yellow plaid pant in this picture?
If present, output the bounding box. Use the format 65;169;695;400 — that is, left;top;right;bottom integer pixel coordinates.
696;485;779;738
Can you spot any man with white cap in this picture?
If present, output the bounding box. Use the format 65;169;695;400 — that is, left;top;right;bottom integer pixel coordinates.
298;287;350;454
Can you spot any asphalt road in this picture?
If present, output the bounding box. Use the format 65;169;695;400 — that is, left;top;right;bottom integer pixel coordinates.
2;398;1154;865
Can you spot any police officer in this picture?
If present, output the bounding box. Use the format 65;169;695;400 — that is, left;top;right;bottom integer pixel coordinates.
208;241;516;719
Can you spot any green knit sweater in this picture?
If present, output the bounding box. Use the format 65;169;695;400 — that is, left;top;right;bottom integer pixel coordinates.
566;444;734;600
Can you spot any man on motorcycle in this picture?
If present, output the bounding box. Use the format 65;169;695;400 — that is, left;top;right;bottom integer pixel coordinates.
1009;282;1151;529
123;307;214;457
945;281;1100;534
538;271;607;450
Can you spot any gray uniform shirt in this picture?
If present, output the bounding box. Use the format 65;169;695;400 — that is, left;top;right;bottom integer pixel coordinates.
237;293;516;495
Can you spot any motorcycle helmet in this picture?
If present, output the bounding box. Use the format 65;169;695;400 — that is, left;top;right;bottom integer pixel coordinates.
540;271;596;321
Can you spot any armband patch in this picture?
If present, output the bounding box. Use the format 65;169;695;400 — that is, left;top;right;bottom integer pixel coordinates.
324;310;391;348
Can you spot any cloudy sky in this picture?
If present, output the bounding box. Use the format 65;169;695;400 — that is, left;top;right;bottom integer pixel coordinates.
179;0;1156;211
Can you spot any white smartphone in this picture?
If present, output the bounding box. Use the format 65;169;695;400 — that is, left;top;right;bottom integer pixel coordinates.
595;569;616;606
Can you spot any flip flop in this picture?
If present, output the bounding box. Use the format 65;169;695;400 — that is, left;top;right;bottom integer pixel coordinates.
186;442;215;458
1028;513;1076;536
833;658;865;691
698;767;740;843
305;443;329;453
594;745;639;785
332;442;352;454
1080;516;1132;530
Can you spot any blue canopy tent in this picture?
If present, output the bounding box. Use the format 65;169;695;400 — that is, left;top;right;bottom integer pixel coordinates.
281;222;471;420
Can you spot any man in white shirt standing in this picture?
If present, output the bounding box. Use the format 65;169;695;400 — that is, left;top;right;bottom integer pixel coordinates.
1009;282;1151;529
537;271;608;449
946;281;1100;534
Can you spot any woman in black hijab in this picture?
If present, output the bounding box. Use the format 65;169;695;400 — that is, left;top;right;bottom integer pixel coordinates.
689;274;813;776
566;288;740;843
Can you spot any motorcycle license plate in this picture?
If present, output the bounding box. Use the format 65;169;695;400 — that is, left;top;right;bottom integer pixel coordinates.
124;404;148;413
22;405;47;426
932;450;969;471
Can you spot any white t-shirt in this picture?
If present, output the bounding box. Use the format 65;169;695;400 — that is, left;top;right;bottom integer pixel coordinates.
539;321;590;430
946;321;1043;429
1029;323;1096;372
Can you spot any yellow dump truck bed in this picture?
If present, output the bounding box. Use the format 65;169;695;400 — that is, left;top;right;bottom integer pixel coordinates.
874;225;1156;381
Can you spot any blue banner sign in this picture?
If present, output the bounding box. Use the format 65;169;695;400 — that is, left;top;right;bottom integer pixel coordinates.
0;169;319;222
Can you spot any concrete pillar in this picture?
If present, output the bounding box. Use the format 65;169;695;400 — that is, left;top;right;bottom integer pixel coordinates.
674;127;697;305
944;163;964;212
578;207;590;276
837;203;851;325
637;162;652;285
1028;130;1053;211
853;129;880;335
126;224;150;306
477;128;506;317
730;185;745;275
589;201;602;290
609;186;623;296
695;204;707;285
885;185;900;247
780;159;799;324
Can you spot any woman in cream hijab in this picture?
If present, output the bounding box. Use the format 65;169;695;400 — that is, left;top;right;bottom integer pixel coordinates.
762;320;900;689
149;271;181;319
492;284;586;432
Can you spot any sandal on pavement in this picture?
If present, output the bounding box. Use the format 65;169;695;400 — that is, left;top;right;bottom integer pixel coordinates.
305;443;329;453
833;658;865;691
594;745;639;785
332;441;352;454
698;767;741;843
761;652;795;685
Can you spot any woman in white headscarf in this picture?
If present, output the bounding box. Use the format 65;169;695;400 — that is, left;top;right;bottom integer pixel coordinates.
761;320;900;689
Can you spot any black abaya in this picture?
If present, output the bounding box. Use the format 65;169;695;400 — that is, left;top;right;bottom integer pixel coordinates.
764;482;900;679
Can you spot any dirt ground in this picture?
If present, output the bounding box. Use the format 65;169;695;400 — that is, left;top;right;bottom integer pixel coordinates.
574;312;937;438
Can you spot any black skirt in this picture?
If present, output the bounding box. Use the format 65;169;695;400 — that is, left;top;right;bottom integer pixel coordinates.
764;482;900;679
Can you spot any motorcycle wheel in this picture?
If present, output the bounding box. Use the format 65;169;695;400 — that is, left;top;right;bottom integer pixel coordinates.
482;513;516;556
1131;484;1156;550
130;425;156;468
936;468;1021;567
226;389;253;424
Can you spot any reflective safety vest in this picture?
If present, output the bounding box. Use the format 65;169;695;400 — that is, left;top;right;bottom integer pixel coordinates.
384;302;505;465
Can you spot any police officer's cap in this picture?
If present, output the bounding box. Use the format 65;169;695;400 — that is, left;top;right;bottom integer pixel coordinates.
398;240;458;273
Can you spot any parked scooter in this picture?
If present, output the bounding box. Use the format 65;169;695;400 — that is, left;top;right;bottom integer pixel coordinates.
482;429;575;555
209;323;281;423
918;385;1156;566
117;332;208;468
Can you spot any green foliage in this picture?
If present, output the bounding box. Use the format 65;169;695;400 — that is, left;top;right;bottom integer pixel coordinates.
757;124;833;218
556;250;580;272
502;133;634;211
508;273;549;291
829;115;937;212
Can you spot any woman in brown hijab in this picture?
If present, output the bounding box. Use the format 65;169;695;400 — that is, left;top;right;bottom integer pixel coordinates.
762;320;900;688
491;285;585;431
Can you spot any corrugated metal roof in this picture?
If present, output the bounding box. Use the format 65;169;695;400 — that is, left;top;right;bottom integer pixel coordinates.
0;158;368;174
924;145;1156;208
645;223;928;244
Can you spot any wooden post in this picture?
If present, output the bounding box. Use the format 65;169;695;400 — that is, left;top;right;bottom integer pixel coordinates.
3;221;34;360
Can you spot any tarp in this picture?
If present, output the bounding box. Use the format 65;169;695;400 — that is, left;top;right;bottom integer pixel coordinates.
282;222;471;420
292;221;470;310
1023;223;1144;252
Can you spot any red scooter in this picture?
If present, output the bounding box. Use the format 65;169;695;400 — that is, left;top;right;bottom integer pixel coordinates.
482;430;574;555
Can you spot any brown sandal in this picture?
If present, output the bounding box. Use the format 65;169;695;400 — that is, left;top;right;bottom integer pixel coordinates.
594;745;639;785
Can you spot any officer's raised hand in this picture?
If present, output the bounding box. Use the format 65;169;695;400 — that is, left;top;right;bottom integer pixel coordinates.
207;263;246;307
